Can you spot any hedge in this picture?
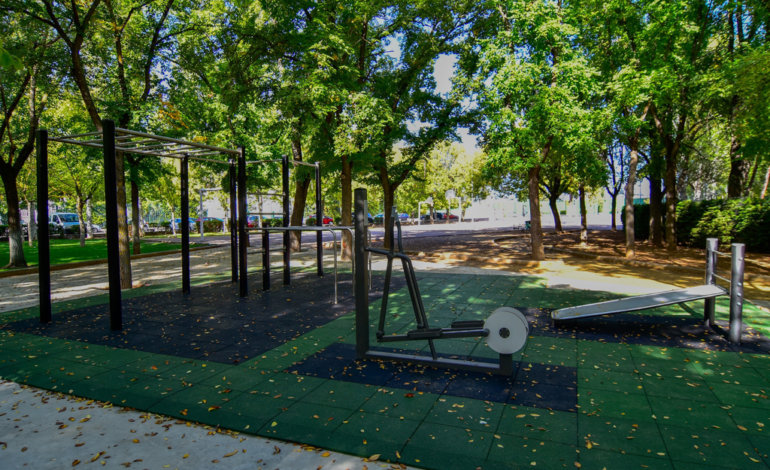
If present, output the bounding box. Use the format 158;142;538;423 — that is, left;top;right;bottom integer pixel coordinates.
626;198;770;252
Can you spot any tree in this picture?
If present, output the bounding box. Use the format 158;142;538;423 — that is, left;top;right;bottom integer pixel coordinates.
465;0;597;260
0;10;55;267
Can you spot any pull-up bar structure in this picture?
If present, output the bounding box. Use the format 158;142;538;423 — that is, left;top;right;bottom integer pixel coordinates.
37;120;241;330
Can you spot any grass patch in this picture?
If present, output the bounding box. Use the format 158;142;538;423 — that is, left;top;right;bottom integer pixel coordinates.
0;239;202;271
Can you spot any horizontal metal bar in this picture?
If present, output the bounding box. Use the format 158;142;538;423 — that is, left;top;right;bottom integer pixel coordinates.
290;160;317;168
115;127;240;155
49;137;104;149
713;250;730;257
364;350;503;374
250;226;353;232
246;159;282;165
160;153;232;165
713;274;730;283
54;131;102;140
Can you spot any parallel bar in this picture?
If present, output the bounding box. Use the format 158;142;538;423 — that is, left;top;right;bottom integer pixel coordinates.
102;120;122;331
245;159;282;165
180;155;191;294
729;243;746;344
354;188;369;359
238;147;248;297
315;162;323;277
36;129;51;324
282;154;291;285
229;160;238;283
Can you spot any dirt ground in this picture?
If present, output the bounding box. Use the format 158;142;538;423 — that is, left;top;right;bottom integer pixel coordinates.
405;228;770;304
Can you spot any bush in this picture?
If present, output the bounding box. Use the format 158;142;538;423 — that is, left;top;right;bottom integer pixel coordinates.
675;198;770;252
305;217;317;226
621;204;651;240
264;217;283;227
203;219;225;233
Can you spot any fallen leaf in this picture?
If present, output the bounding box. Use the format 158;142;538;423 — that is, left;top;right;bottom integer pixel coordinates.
223;450;238;458
321;452;330;457
72;460;80;467
367;454;380;461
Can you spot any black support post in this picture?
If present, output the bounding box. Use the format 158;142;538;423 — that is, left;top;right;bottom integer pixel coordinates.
238;147;248;297
315;162;323;277
282;154;290;285
354;188;369;359
229;159;238;283
262;229;270;290
102;120;122;331
180;154;190;294
36;129;51;324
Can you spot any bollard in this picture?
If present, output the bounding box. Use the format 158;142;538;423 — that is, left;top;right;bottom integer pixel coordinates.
728;243;745;344
703;238;718;328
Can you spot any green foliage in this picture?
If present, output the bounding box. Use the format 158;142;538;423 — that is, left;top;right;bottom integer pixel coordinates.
675;198;770;252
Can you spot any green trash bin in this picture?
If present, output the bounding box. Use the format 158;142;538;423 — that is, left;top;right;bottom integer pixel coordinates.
525;220;531;230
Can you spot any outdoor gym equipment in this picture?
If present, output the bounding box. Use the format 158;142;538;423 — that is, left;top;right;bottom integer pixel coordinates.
37;121;241;330
353;188;528;375
243;155;350;301
551;237;746;343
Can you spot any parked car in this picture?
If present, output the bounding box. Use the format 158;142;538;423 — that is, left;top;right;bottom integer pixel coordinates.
171;217;197;232
397;213;409;222
373;213;384;224
49;213;80;235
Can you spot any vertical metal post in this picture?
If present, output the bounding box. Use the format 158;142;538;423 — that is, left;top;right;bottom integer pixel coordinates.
315;162;323;277
704;238;718;328
728;243;745;344
36;129;51;324
354;188;369;359
262;229;270;290
180;154;190;294
198;188;204;239
282;154;291;285
102;120;122;330
238;147;248;297
229;160;238;283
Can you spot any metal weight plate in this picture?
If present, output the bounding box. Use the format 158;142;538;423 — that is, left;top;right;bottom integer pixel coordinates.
484;307;529;354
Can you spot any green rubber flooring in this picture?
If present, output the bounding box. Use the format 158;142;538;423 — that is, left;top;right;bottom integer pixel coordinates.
2;271;769;470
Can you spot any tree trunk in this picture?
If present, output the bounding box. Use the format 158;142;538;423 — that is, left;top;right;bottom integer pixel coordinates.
624;147;638;258
664;150;678;252
76;196;86;248
727;136;750;198
378;163;395;250
1;171;27;268
528;165;545;261
27;200;36;246
579;184;588;246
288;137;310;252
115;151;132;288
170;207;176;235
762;164;770;199
86;198;94;239
290;178;311;252
649;175;664;248
610;192;617;231
130;165;141;255
340;155;353;260
547;194;563;232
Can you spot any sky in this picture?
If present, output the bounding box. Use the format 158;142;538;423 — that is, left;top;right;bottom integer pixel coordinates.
385;35;480;156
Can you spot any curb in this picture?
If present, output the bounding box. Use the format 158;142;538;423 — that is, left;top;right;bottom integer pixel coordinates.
0;245;218;279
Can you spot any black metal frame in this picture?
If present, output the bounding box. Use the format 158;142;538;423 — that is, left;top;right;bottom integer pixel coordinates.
353;188;514;375
244;156;325;293
37;120;241;330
